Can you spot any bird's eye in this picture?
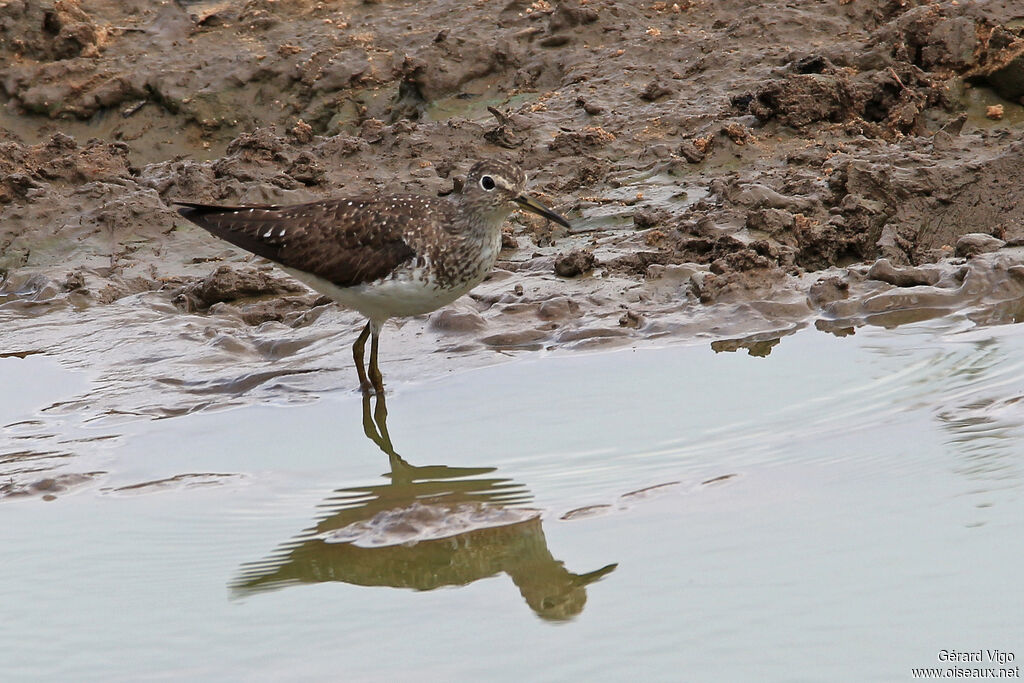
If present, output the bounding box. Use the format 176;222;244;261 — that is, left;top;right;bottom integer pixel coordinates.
480;175;496;191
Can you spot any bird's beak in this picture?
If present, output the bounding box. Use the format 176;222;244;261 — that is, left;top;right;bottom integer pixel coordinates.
514;194;571;228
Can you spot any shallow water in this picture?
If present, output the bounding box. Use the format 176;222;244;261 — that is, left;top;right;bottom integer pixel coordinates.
2;316;1023;681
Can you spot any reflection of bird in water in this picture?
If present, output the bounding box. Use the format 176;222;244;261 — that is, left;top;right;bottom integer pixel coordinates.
232;392;616;621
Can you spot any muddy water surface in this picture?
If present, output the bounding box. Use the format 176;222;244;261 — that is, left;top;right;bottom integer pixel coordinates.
3;317;1022;681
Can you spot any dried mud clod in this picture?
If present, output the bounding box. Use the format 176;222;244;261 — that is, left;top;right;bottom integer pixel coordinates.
1;0;107;60
554;250;597;278
639;80;673;102
549;126;616;154
0;133;132;196
808;276;849;307
484;107;526;149
955;233;1006;259
866;258;940;287
618;309;644;328
962;25;1024;101
633;207;671;229
678;134;715;164
739;61;946;137
172;265;309;313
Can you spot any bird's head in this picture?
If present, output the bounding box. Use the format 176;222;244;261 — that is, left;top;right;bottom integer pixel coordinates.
462;160;570;229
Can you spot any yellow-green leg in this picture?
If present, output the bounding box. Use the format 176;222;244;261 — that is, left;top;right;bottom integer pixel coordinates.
368;326;385;395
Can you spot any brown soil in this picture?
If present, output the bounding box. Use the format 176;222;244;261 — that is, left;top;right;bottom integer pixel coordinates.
4;0;1024;473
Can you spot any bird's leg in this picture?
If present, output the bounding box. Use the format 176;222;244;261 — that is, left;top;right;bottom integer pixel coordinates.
360;389;391;452
373;389;396;454
360;389;381;444
368;324;385;395
352;321;371;392
360;387;400;459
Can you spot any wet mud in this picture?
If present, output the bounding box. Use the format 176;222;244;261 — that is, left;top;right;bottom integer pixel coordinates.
4;0;1024;495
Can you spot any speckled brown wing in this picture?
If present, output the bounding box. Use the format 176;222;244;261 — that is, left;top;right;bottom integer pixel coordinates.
175;198;429;287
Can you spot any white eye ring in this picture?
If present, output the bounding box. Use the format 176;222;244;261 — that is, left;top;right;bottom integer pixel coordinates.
480;175;496;191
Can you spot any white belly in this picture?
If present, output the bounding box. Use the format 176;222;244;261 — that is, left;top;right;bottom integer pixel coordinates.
284;260;488;323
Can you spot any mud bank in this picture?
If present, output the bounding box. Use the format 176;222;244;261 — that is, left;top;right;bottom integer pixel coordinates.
4;0;1024;494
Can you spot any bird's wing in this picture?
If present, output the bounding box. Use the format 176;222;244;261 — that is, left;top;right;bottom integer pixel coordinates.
175;198;427;287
